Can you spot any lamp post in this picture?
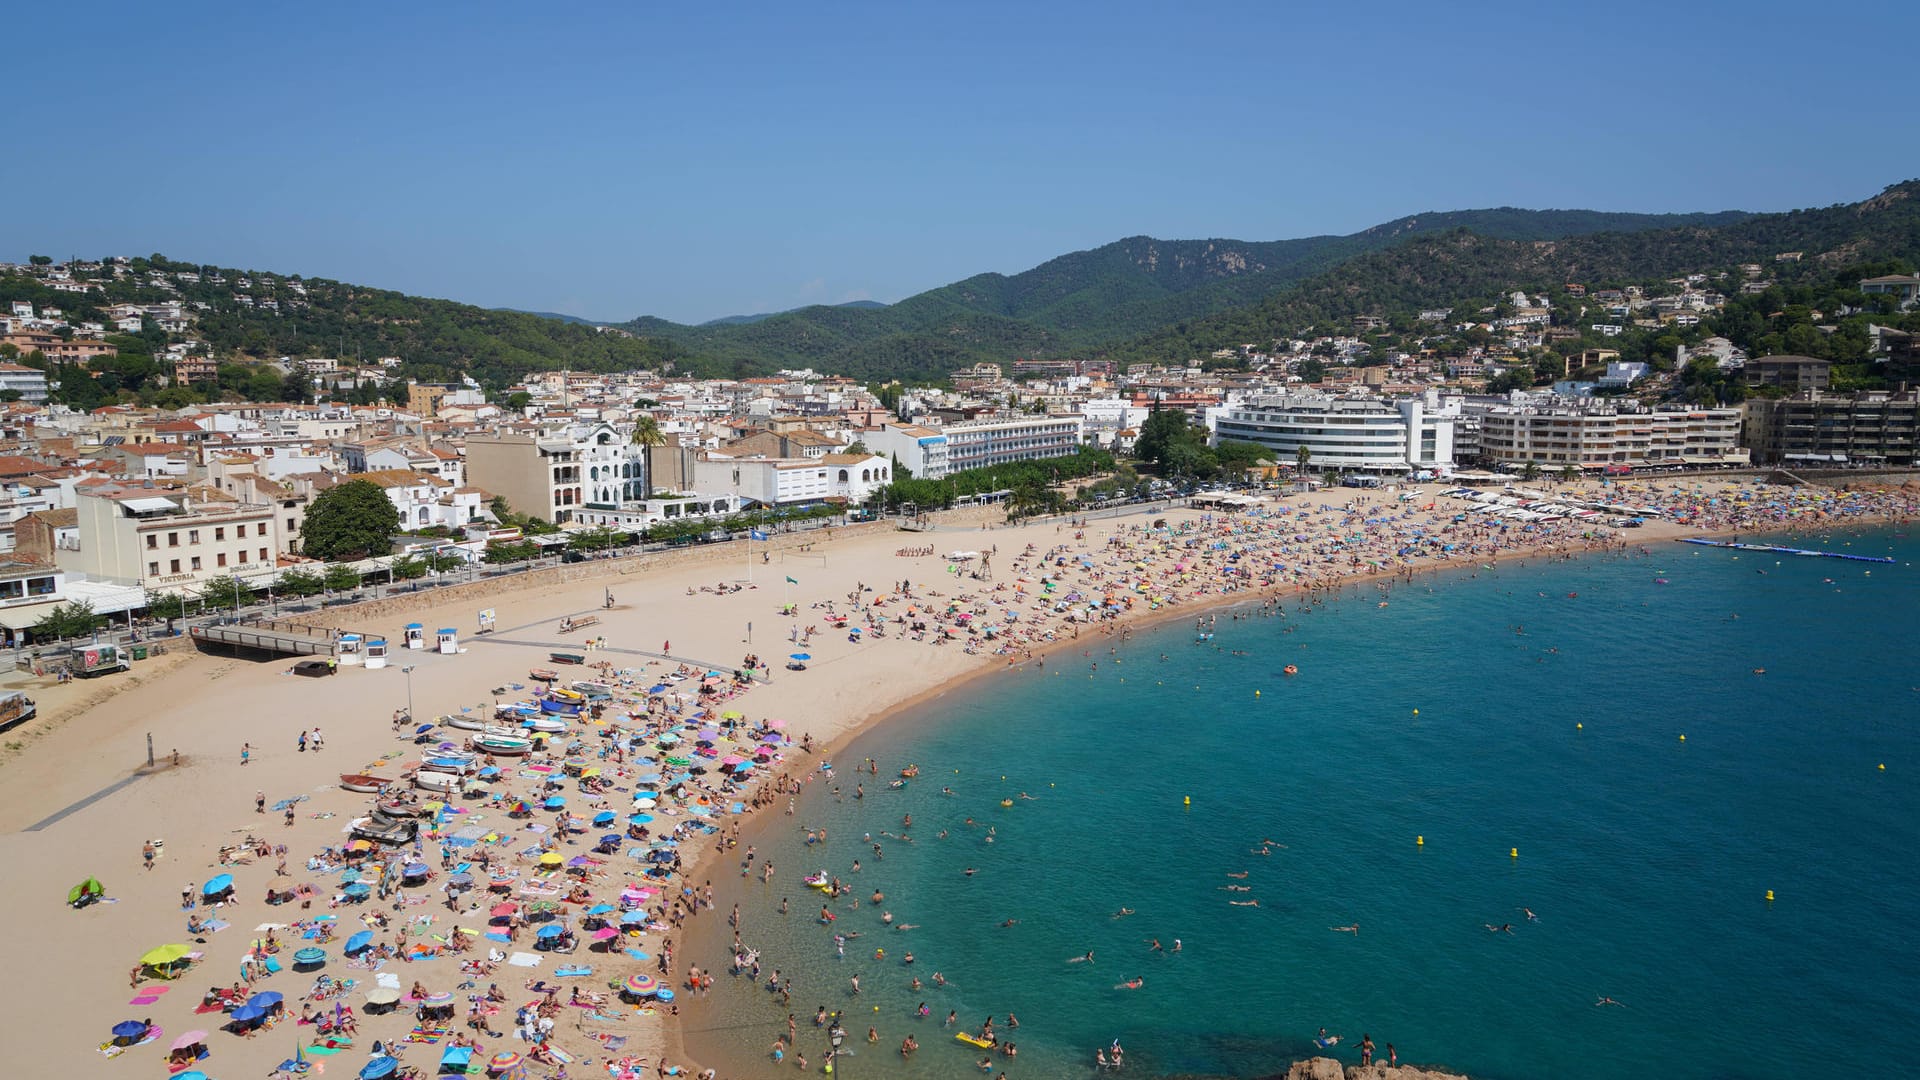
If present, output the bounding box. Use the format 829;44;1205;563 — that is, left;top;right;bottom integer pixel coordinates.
401;664;416;722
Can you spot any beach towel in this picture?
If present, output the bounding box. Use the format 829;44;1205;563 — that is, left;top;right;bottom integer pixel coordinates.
507;952;542;967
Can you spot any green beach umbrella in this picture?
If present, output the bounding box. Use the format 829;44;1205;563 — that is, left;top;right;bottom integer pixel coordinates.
141;943;191;966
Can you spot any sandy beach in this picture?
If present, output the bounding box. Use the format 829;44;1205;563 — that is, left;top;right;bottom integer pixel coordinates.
2;476;1910;1080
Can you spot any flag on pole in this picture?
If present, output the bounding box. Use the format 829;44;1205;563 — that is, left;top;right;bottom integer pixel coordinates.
750;529;769;540
785;576;798;585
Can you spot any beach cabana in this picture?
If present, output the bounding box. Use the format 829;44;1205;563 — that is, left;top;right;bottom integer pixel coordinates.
439;1045;474;1074
68;877;106;908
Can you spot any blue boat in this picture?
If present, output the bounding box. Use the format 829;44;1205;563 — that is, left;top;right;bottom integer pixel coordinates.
539;698;583;716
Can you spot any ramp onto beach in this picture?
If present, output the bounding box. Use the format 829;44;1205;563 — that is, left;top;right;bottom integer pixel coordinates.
190;618;350;657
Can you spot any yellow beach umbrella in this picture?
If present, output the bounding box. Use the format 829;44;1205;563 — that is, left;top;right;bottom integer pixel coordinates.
538;853;563;866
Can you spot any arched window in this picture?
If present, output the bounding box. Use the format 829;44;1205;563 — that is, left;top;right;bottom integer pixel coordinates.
838;470;849;482
861;469;871;482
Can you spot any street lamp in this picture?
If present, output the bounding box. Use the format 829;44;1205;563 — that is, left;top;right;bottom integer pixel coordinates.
401;664;416;721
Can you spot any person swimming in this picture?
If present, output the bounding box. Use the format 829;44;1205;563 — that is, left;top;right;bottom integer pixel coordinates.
1110;908;1134;918
1115;977;1144;989
1068;950;1094;963
1330;924;1358;934
1484;923;1514;934
1595;996;1626;1007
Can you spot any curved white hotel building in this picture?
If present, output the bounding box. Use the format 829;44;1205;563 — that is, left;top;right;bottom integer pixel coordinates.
1212;392;1458;475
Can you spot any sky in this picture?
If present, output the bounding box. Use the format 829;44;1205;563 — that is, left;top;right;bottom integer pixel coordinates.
14;1;1917;324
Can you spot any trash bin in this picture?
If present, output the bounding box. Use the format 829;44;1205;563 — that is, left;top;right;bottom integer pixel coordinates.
131;646;149;661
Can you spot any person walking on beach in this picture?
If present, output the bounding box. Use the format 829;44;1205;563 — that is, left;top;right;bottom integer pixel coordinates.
297;730;307;753
240;743;251;766
256;791;266;814
142;839;155;870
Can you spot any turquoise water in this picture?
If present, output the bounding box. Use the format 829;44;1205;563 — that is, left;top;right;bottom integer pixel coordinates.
687;529;1920;1080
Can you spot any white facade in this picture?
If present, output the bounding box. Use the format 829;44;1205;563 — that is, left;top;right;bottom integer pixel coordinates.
1473;403;1746;468
690;453;893;507
64;489;281;594
864;423;950;480
941;416;1084;473
1212;393;1458;475
0;362;49;404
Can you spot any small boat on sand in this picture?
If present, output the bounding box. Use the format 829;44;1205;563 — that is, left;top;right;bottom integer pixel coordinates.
441;713;484;731
529;668;559;682
339;774;393;793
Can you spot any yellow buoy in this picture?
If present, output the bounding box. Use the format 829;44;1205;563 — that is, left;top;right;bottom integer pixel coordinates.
1416;835;1424;846
1183;796;1191;807
1576;722;1583;730
1879;763;1886;771
1412;709;1419;716
1765;890;1775;902
1679;734;1686;742
1510;848;1519;858
1255;690;1261;697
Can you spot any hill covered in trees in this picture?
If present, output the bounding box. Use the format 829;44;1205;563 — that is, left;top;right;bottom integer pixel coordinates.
610;207;1753;379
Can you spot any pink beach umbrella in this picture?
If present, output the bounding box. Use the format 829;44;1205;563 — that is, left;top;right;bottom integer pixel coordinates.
592;927;620;940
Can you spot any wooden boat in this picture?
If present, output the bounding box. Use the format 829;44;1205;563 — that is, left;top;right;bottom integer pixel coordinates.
550;652;586;666
525;715;568;734
441;713;485;731
529;668;559;683
339;774;393;793
539;697;583;716
568;681;614;701
472;733;532;756
547;687;587;703
419;752;477;774
558;615;599;634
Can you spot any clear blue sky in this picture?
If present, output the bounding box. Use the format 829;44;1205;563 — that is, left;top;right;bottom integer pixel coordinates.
16;2;1915;324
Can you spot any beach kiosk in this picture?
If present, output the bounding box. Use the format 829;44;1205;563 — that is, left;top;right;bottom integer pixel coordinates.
436;628;458;655
403;623;425;650
337;633;364;667
366;637;389;670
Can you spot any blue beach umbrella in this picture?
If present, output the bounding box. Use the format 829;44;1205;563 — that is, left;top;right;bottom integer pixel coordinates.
229;1004;265;1024
202;874;233;895
535;924;565;939
343;883;370;899
247;991;284;1010
620;911;647;924
293;947;326;966
789;653;811;661
360;1056;401;1079
628;814;653;825
111;1020;148;1039
592;811;616;825
584;904;615;915
344;930;374;954
176;1073;209;1080
542;796;566;810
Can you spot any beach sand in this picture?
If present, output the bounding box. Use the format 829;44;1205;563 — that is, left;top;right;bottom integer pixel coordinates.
1;477;1904;1080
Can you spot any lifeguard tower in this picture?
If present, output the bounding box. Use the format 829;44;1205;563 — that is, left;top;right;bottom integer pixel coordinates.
436;628;459;655
366;637;389;669
403;623;426;650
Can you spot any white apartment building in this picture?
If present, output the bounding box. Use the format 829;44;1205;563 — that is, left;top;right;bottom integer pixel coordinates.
1212;393;1459;475
1473;403;1746;469
465;422;642;524
941;416;1084;473
0;362;49;404
863;422;951;480
690;453;894;508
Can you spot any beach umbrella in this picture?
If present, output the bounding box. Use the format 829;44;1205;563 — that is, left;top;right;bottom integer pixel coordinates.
489;902;519;917
542;796;566;810
789;653;810;661
176;1073;209;1080
592;927;619;940
343;883;371;899
489;1050;523;1073
360;1056;401;1079
585;903;615;915
591;811;616;825
202;873;234;896
537;853;563;867
628;814;653;825
169;1030;208;1050
248;991;284;1010
293;947;326;967
141;943;191;967
623;973;658;995
365;987;401;1006
620;910;648;924
425;991;455;1004
229;1004;266;1024
112;1020;148;1039
403;862;429;877
535;924;565;939
344;930;374;955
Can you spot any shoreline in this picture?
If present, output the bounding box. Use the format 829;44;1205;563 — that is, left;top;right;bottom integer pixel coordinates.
665;510;1917;1079
1;478;1911;1080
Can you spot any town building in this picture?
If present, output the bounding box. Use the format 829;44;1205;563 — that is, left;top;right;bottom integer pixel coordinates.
940;416;1083;473
1740;390;1919;466
41;487;281;594
862;422;951;480
1744;355;1831;391
464;423;641;524
1474;403;1746;469
0;362;49;403
1211;393;1458;476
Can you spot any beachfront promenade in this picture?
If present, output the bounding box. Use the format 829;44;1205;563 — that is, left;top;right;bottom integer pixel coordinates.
0;476;1911;1080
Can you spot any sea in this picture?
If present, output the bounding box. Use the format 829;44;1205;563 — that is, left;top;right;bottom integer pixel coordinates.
684;527;1920;1080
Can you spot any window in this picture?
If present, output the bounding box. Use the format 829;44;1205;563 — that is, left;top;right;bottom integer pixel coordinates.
217;553;227;568
259;547;269;562
170;559;181;573
148;561;159;577
237;549;249;563
257;523;268;537
215;527;225;541
168;532;179;547
188;529;199;543
146;534;157;549
190;556;202;571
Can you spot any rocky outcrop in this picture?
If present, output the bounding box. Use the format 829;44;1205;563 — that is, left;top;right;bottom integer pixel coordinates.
1284;1059;1471;1080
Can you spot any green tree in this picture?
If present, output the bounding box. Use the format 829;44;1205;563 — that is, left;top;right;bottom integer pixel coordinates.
30;600;101;640
484;540;540;564
322;564;364;593
302;480;400;560
146;593;188;621
424;550;466;574
199;575;253;611
28;255;51;266
389;555;427;581
275;568;325;597
1296;445;1312;472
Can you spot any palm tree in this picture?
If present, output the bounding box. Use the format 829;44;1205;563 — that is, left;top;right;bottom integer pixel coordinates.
1295;445;1311;473
630;414;665;497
